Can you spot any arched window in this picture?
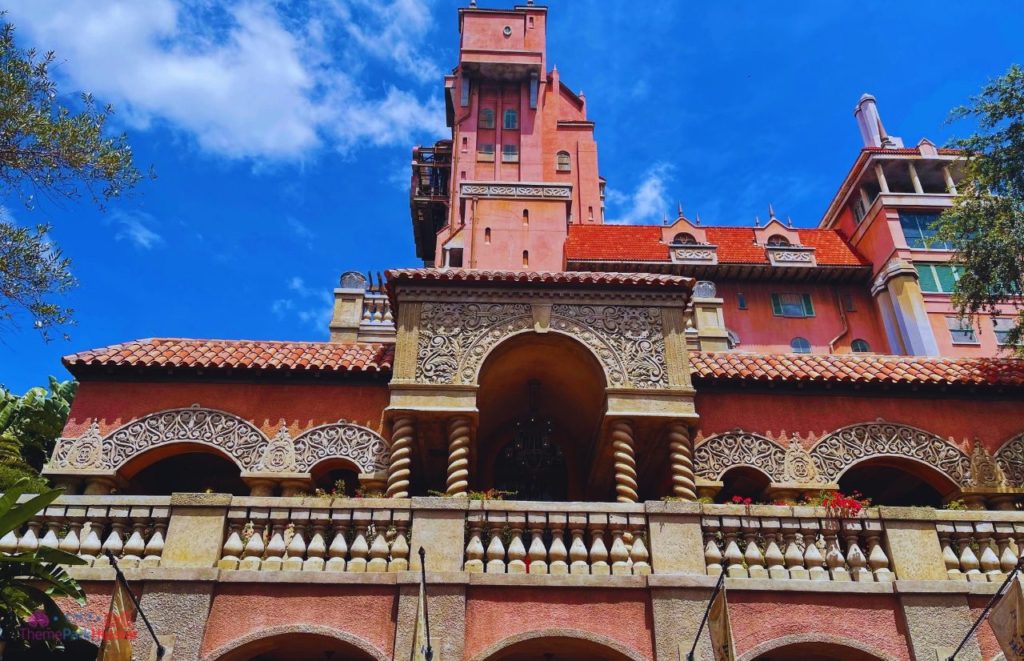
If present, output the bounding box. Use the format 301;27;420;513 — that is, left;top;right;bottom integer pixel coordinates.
767;234;791;247
522;209;529;226
484;227;491;244
503;108;519;130
790;337;811;353
479;108;495;129
522;250;529;267
851;338;871;353
673;232;698;245
556;151;571;172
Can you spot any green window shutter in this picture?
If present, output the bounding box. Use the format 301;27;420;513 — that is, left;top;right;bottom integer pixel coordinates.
916;264;938;292
802;294;814;316
771;294;783;316
936;265;957;293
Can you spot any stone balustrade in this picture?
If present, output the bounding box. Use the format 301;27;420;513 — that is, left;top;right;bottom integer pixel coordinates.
936;514;1024;582
217;497;411;572
463;503;651;575
0;495;170;568
700;506;892;582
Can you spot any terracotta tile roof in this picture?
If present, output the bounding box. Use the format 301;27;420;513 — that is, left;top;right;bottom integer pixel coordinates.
690;352;1024;388
565;224;866;267
385;267;693;289
63;338;393;375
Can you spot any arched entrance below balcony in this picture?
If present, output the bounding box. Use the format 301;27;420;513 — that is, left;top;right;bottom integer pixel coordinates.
475;332;608;501
205;627;385;661
837;457;956;507
121;444;248;495
469;629;642;661
745;637;888;661
716;466;772;504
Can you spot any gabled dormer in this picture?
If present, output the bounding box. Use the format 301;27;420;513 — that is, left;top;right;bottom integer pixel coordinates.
754;207;816;267
663;211;718;265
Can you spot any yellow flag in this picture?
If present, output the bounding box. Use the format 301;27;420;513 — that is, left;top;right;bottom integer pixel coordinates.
97;576;137;661
411;580;435;661
991;574;1024;660
708;586;736;661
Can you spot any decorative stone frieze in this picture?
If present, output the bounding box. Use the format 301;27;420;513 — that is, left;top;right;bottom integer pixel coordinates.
766;246;816;267
782;437;818;484
671;246;718;265
994;433;1024;487
292;422;390;474
694;430;788;482
413;302;669;389
968;443;1005;488
460;181;572;199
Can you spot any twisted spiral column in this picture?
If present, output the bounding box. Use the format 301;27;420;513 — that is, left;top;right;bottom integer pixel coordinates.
611;420;639;503
667;422;697;501
446;416;471;497
386;416;415;498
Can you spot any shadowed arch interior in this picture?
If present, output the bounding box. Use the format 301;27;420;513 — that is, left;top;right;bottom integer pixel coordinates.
476;331;608;500
837;456;957;507
752;640;885;661
211;632;377;661
120;443;247;495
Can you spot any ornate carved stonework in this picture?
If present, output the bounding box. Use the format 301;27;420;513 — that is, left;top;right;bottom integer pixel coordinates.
51;421;104;470
255;424;298;472
766;247;816;267
809;422;970;485
994;433;1024;487
414;302;669;389
672;247;718;265
968;444;1005;488
782;437;818;484
292;422;390;474
694;431;787;482
460;182;572;199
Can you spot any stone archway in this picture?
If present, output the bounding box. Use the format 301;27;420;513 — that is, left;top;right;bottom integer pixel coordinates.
694;431;787;483
202;624;387;661
468;628;644;661
739;633;892;661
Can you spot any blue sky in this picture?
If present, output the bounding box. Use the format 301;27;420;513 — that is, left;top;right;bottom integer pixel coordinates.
1;0;1022;392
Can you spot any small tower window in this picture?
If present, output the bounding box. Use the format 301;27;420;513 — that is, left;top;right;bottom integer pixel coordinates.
502;144;519;163
479;108;495;129
477;143;495;162
504;109;519;130
522;250;529;268
851;339;871;353
737;293;747;310
484;227;491;244
522;209;529;227
767;234;791;247
790;337;811;354
556;151;571;172
673;232;698;245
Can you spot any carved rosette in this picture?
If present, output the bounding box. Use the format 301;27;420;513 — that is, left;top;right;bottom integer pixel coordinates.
51;421;104;470
254;424;298;472
968;444;1005;488
414;301;669;389
782;438;818;484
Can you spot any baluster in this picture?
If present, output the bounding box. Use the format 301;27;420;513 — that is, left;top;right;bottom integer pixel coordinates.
284;511;309;571
761;518;785;580
464;513;485;573
996;525;1018;575
348;511;371;572
802;519;827;581
955;524;981;581
485;513;507;573
367;511;392;572
548;513;569;576
976;524;1002;580
844;523;870;582
864;523;892;582
39;506;62;549
589;514;610;576
822;520;848;581
703;517;723;577
721;517;746;578
936;524;961;580
58;517;82;559
17;518;41;553
326;511;350;572
262;510;288;571
609;514;630;576
741;515;766;579
304;518;328;572
506;513;528;574
78;520;103;567
568;514;589;575
239;515;267;571
142;518;167;568
782;519;806;580
0;528;18;554
527;512;548;575
219;520;245;571
96;510;128;567
120;514;148;569
629;516;651;576
388;511;411;572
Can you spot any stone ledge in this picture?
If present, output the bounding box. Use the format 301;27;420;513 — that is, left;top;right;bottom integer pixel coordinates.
67;567;219;582
217;570;399;584
170;492;233;507
894;579;1002;595
466;573;647;588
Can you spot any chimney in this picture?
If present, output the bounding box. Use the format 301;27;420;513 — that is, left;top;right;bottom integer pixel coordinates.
854;94;883;148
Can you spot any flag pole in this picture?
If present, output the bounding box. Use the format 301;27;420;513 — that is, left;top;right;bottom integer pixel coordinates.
418;547;434;661
947;555;1024;660
104;550;165;658
685;571;726;661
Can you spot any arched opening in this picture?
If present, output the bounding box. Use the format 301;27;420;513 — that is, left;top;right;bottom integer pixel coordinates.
310;458;361;496
479;636;635;661
766;234;791;247
214;632;377;661
838;457;955;507
673;232;698;245
555;151;571;172
753;640;884;661
476;332;607;501
121;444;247;495
717;466;771;504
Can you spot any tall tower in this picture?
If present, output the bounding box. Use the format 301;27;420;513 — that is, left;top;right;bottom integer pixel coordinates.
410;3;604;271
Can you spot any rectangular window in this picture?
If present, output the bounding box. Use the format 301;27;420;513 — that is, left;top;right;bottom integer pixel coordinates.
994;318;1016;345
852;199;866;224
503;109;519;130
502;144;519;162
771;293;814;318
842;293;856;312
946;316;978;344
737;293;747;310
900;211;953;250
916;263;963;293
478;108;495;129
477;143;495;162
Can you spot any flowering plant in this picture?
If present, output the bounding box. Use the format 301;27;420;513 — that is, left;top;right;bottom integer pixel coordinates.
730;495;753;506
812;490;870;518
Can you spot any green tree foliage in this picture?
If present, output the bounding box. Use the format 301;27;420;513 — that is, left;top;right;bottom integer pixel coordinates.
0;478;87;651
0;15;145;338
937;64;1024;352
0;378;76;492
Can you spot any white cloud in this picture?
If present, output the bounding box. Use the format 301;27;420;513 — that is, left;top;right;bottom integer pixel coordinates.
606;163;675;225
273;276;332;330
109;210;164;249
5;0;446;162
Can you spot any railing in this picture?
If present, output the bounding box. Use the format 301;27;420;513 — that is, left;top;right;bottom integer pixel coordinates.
360;293;394;328
464;503;650;576
218;498;411;572
0;496;170;567
701;507;891;582
936;516;1024;581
